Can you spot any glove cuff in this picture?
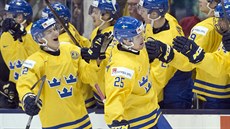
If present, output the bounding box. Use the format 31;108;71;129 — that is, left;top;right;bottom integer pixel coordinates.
22;93;35;106
99;52;106;60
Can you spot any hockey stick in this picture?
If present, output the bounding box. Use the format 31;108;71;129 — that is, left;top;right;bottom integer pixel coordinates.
0;90;9;98
25;75;47;129
95;83;106;103
44;0;80;47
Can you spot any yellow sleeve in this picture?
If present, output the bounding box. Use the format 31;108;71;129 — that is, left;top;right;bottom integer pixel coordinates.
16;58;42;102
104;66;134;125
196;49;230;77
78;59;100;85
169;50;195;71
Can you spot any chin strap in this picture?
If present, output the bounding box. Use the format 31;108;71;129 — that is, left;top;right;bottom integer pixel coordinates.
98;15;113;29
147;14;161;27
40;38;58;52
120;41;139;53
207;3;214;17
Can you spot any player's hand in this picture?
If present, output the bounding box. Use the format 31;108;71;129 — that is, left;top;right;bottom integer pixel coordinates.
81;34;105;60
145;38;174;63
23;93;42;116
111;120;130;129
222;31;230;51
2;18;27;42
173;36;204;64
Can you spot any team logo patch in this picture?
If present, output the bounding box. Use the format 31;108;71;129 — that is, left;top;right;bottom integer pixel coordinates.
111;67;134;79
70;51;79;59
23;60;36;69
191;26;208;36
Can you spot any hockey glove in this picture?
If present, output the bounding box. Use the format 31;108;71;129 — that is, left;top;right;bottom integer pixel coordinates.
81;34;105;60
2;18;27;42
145;39;174;63
99;32;114;60
23;93;42;116
111;120;130;129
173;36;204;64
0;81;19;108
222;31;230;51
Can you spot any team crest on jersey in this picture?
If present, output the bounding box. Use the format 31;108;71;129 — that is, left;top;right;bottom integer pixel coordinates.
57;87;73;98
70;51;79;59
48;78;61;87
64;74;77;84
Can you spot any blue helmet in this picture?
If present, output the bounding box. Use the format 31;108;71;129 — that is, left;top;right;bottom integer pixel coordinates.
214;0;230;21
31;18;56;43
5;0;33;20
114;16;144;43
89;0;120;19
139;0;168;16
42;2;71;24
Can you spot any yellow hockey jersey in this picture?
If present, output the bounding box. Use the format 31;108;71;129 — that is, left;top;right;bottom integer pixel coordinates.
188;17;230;100
104;44;160;128
145;15;185;102
59;23;95;108
17;43;98;128
0;23;39;83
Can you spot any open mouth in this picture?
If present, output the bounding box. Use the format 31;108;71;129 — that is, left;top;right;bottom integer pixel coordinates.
53;38;58;41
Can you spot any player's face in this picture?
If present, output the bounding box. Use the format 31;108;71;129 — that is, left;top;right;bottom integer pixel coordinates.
128;0;143;20
137;5;150;23
215;18;230;34
199;0;209;13
132;32;145;50
90;7;102;27
43;25;60;50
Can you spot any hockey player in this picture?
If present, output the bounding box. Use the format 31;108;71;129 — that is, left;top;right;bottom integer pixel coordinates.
170;0;230;108
84;0;120;108
147;0;230;109
17;17;104;128
0;0;39;108
42;2;96;109
185;0;223;109
138;0;193;109
104;16;172;129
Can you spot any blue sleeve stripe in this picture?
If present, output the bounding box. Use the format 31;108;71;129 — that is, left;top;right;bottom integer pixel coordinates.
42;114;90;129
74;120;92;129
195;79;230;89
129;108;160;124
193;86;230;96
132;112;162;129
85;97;95;104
